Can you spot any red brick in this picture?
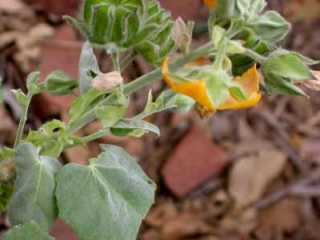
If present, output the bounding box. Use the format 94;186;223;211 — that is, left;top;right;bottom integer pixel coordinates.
159;0;208;20
50;220;78;240
25;0;79;16
34;25;81;117
161;127;227;198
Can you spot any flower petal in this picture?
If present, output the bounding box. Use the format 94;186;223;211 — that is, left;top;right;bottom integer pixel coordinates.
161;58;215;115
218;92;262;110
218;65;262;110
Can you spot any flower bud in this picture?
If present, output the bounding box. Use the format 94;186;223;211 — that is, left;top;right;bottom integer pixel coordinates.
171;17;194;53
91;71;123;91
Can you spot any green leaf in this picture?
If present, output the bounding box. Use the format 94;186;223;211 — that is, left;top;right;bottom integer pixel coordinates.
111;119;160;137
264;73;306;96
45;71;78;96
215;0;238;20
12;89;28;108
138;91;177;119
8;143;61;230
0;147;15;161
250;11;291;43
236;0;266;17
55;144;156;240
68;88;104;124
26;72;41;95
0;182;13;213
25;120;73;158
263;52;313;81
95;90;128;128
3;221;54;240
79;41;99;93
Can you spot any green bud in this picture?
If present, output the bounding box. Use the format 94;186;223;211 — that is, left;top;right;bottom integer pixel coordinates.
80;0;174;65
262;51;313;96
250;11;291;43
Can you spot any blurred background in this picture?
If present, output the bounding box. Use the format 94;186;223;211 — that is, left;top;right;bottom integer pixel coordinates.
0;0;320;239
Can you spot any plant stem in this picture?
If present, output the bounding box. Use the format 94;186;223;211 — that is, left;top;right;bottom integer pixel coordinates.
14;92;33;148
81;129;110;143
244;48;267;64
111;51;121;72
67;42;213;133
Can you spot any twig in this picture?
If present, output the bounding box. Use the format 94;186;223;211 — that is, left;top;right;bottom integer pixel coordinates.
253;109;308;173
254;168;320;209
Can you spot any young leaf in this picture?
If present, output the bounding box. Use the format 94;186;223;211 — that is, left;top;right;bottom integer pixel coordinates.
250;11;290;43
55;144;156;240
44;71;78;96
79;41;99;93
95;90;128;128
12;89;28;108
3;221;54;240
26;120;72;158
68;89;104;124
264;73;306;96
8;143;61;230
26;72;41;95
111;119;160;137
263;52;313;81
236;0;266;17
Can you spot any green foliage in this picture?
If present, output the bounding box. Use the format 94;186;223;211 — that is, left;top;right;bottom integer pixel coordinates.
68;89;105;124
8;143;61;230
70;0;174;65
250;10;290;43
0;183;13;213
0;147;15;161
26;72;41;95
3;221;54;240
95;90;128;128
111;119;160;137
0;0;317;239
55;145;156;240
263;52;313;95
44;71;78;96
26;120;79;157
12;89;29;108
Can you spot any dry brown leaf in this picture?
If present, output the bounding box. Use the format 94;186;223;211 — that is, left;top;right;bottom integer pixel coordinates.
300;71;320;91
161;213;213;240
228;147;287;209
146;201;178;228
220;208;257;236
255;198;302;239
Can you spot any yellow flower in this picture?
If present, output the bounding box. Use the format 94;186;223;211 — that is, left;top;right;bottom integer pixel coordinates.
161;58;262;117
162;58;215;116
219;65;262;110
203;0;218;10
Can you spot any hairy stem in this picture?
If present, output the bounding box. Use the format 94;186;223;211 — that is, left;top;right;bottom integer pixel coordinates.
14;92;33;148
244;48;267;64
67;42;213;133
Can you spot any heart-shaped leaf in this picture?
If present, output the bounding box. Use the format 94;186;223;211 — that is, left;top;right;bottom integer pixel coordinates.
3;221;54;240
8;143;61;230
56;144;156;240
